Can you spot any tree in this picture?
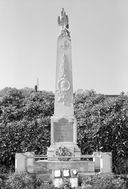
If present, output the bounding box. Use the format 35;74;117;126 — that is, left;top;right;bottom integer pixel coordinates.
0;89;54;170
74;91;128;173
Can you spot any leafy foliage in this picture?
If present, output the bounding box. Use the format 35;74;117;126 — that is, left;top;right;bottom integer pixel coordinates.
5;172;42;189
1;172;128;189
0;88;128;174
81;174;127;189
74;91;128;173
0;88;54;170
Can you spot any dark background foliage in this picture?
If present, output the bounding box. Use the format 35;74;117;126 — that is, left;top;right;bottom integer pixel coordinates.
0;87;128;174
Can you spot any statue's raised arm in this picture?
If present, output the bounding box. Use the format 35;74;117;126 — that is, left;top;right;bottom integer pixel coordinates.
58;8;69;30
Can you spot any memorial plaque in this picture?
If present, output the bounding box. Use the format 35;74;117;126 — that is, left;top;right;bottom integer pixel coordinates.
54;118;73;142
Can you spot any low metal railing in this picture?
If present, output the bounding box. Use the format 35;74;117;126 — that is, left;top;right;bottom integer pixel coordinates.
34;154;99;161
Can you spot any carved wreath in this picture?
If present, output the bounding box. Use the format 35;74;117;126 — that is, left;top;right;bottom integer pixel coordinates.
55;146;72;161
57;75;71;105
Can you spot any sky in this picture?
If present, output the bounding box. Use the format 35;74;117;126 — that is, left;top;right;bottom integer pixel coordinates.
0;0;128;94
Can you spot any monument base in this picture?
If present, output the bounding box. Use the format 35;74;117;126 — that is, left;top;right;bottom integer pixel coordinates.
35;159;95;177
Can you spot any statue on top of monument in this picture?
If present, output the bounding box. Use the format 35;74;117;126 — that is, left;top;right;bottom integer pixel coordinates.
58;8;70;37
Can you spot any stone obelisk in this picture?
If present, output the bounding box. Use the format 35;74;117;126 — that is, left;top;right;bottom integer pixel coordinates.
47;9;81;160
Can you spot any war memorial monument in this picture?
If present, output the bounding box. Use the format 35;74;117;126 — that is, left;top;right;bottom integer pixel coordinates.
15;9;112;187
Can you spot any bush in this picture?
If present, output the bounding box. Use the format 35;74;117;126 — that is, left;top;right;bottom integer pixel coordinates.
0;165;14;189
81;174;127;189
114;158;128;175
0;90;53;169
2;172;128;189
5;172;42;189
39;182;55;189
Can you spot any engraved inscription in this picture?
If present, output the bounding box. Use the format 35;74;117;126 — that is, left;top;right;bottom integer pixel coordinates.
54;118;73;142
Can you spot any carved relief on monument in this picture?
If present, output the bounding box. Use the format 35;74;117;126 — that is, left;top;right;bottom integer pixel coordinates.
57;34;73;105
55;8;73;106
57;75;70;100
56;52;73;106
56;78;73;106
55;146;72;161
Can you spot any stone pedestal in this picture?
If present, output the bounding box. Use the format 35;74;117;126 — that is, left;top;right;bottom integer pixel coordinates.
15;152;34;173
47;116;81;160
100;152;112;173
93;152;112;173
15;153;26;172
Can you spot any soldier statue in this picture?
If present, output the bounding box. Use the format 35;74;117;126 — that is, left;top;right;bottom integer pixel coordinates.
58;8;70;37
